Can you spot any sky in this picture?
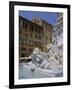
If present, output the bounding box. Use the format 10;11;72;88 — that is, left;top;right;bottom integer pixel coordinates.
19;10;58;26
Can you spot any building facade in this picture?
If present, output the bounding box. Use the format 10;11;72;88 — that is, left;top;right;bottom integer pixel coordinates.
32;17;53;52
19;16;53;58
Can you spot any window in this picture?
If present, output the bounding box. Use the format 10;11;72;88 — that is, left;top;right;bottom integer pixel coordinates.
38;35;41;39
29;40;33;46
38;27;42;33
22;48;26;51
28;48;33;52
37;27;39;33
21;53;26;57
23;40;27;45
35;41;37;46
23;33;28;37
19;37;24;45
30;24;34;32
35;34;37;38
24;22;27;29
30;33;33;37
19;30;22;35
35;27;38;32
38;42;41;47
